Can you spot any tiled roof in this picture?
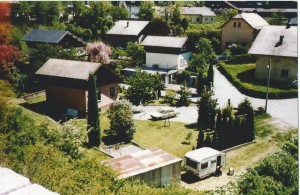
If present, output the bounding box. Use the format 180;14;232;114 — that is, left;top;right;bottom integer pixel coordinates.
107;20;149;36
104;148;182;179
22;29;69;43
141;36;188;48
180;6;216;16
36;59;101;80
248;25;297;57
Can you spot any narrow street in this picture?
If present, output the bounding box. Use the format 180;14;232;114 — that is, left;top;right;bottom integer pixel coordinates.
133;67;298;129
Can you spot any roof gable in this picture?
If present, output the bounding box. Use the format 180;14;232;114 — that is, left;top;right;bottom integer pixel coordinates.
36;59;101;80
22;29;69;43
237;13;269;29
248;25;297;57
179;6;216;16
141;36;188;48
107;20;149;36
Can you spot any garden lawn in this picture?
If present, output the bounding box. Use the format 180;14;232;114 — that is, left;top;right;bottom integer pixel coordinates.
220;63;297;96
134;120;198;158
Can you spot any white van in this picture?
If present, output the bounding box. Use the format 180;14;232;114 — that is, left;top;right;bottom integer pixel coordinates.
184;147;226;178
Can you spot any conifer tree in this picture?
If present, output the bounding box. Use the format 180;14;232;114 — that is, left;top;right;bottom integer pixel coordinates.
196;129;205;149
204;134;212;147
216;109;224;150
197;71;205;96
212;130;218;150
87;74;100;147
207;64;214;87
246;108;255;142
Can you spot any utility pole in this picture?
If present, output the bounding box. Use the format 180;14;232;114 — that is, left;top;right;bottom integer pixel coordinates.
265;59;271;113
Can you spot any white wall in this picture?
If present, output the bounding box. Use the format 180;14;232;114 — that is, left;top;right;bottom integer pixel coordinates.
146;52;192;70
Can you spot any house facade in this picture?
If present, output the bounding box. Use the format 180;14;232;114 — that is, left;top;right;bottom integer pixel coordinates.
141;36;192;84
180;6;216;24
22;29;85;49
248;26;297;82
221;13;269;50
106;20;149;48
36;59;119;114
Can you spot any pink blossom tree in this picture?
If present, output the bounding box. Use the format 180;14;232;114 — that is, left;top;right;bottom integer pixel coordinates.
86;42;112;64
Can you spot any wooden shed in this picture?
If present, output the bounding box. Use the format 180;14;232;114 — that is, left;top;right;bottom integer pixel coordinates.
104;148;182;186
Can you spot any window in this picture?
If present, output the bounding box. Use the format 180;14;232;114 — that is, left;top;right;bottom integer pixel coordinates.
110;87;115;96
233;22;236;27
281;69;289;77
238;22;241;27
205;17;208;21
197;17;200;22
186;158;198;170
201;162;208;169
211;160;216;163
211;18;213;21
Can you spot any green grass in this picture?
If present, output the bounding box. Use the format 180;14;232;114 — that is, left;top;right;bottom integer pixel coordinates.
220;63;297;96
134;120;198;158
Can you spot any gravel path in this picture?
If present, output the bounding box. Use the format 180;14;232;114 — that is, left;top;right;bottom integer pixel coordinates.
133;67;298;129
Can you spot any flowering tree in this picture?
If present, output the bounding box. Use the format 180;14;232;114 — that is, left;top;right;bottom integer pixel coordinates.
0;44;22;73
86;42;112;64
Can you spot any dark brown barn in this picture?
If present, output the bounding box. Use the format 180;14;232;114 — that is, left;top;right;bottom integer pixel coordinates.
36;59;119;114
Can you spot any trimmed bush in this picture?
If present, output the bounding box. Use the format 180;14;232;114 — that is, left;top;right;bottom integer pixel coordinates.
228;54;256;64
217;65;298;99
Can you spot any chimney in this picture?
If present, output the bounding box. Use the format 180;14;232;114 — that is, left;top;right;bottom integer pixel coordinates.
275;35;284;47
127;21;129;27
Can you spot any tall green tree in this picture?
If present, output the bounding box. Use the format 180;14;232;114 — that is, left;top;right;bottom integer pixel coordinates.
177;83;191;107
197;70;204;96
125;70;161;106
196;129;205;149
126;42;145;67
87;74;100;147
215;109;224;150
197;91;218;130
172;4;181;24
245;107;254;142
106;100;136;143
137;1;155;22
207;64;214;87
110;6;129;21
181;17;189;32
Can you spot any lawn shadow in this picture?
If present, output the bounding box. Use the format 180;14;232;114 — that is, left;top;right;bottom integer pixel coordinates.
236;68;255;83
101;134;119;145
184;123;198;129
181;141;191;145
20;101;85;122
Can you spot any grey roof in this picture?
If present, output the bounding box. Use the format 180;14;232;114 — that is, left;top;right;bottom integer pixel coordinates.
0;167;58;195
248;26;297;58
180;6;216;16
107;20;149;36
141;36;188;48
22;29;69;43
233;13;269;29
36;59;101;80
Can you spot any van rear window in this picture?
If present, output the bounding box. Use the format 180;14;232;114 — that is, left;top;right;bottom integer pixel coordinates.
186;158;198;169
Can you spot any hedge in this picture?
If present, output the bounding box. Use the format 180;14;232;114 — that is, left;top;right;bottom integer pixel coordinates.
228;54;256;64
217;65;298;99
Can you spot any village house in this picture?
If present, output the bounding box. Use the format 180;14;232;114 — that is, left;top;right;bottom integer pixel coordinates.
179;6;216;24
104;148;182;186
22;29;85;49
106;20;150;48
221;13;269;50
36;59;119;115
140;36;192;84
248;25;297;82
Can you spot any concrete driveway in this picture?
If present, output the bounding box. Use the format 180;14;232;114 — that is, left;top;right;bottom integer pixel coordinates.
133;67;298;128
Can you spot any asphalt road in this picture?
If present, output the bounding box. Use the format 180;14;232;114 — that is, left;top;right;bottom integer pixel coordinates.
133;67;298;129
